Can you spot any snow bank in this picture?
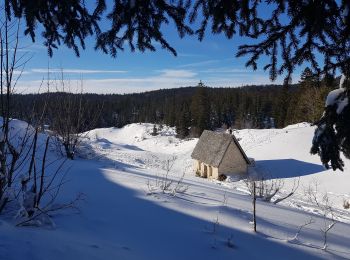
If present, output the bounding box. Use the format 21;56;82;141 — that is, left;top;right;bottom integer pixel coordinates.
1;121;350;259
283;122;311;130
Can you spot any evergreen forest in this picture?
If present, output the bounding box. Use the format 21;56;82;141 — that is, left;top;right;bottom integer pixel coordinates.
11;68;337;138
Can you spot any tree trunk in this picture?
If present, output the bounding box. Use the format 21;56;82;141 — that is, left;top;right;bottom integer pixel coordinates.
64;143;74;160
253;181;257;232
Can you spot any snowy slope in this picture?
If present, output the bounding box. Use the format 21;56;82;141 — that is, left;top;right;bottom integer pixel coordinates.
1;122;350;259
235;123;350;222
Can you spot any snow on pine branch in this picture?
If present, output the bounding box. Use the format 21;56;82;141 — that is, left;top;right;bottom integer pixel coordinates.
325;74;349;114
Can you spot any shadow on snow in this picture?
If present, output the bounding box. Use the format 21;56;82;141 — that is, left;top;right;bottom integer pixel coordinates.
254;159;325;179
38;158;349;260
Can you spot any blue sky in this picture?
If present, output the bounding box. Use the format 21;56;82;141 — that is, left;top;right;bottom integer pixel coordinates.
15;7;301;94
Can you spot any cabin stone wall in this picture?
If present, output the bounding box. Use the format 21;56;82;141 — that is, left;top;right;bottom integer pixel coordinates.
218;142;248;177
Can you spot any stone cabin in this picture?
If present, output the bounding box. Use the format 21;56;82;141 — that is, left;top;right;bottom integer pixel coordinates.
191;130;250;179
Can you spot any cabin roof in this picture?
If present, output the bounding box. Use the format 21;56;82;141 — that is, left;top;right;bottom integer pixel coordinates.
191;130;250;167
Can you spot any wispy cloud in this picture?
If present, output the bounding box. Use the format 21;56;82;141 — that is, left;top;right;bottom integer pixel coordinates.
178;53;206;58
202;67;258;74
9;48;35;53
15;68;282;94
204;75;281;87
178;59;220;68
156;69;197;78
13;70;30;75
9;44;47;53
16;69;199;94
31;68;128;74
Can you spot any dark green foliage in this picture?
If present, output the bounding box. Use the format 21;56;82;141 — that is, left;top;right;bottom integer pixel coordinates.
235;1;350;80
190;82;211;137
311;107;345;171
311;78;350;171
6;73;337;140
7;0;101;56
6;1;350;80
6;84;288;137
7;0;192;57
284;68;324;126
151;124;158;136
176;102;191;139
95;0;192;57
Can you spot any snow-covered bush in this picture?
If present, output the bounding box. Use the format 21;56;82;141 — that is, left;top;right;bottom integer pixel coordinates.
311;75;350;171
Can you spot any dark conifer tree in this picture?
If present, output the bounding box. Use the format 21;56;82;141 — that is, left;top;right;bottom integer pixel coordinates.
311;76;350;171
190;81;210;137
176;102;191;139
293;67;323;123
151;124;158;136
275;80;291;127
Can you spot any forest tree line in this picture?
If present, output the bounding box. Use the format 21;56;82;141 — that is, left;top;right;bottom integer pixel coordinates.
9;68;337;139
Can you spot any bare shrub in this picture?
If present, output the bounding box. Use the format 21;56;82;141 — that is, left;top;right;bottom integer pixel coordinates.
147;157;189;196
172;170;189;196
14;129;82;227
160;156;176;193
227;235;235;248
211;215;220;234
244;173;299;232
305;182;337;251
0;15;33;214
0;14;81;225
289;217;315;242
273;178;300;204
206;193;229;249
244;175;299;204
47;73;102;160
244;176;281;202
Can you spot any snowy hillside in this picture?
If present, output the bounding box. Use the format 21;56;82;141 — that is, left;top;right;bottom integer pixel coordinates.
1;122;350;259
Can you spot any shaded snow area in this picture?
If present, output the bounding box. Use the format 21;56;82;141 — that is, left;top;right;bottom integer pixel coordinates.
1;122;350;259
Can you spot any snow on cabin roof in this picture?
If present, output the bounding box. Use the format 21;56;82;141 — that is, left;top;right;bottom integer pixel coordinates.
191;130;250;167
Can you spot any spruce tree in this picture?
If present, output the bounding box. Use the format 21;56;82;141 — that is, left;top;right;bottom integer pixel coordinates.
151;124;158;136
176;103;191;139
275;81;291;127
294;67;323;123
311;76;350;171
190;81;210;137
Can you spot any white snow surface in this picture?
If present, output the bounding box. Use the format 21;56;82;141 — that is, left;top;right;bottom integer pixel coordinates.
325;74;349;114
1;122;350;259
326;88;348;114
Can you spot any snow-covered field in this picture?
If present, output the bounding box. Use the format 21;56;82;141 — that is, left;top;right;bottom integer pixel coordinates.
1;122;350;259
